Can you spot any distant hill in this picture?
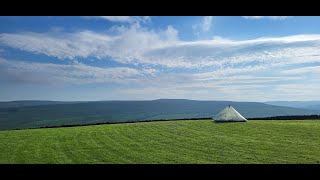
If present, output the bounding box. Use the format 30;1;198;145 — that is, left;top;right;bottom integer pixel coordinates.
304;105;320;110
0;99;319;130
0;100;77;108
266;101;320;110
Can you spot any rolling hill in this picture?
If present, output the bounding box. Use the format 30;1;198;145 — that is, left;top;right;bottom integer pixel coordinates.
0;99;319;130
0;120;320;164
266;101;320;110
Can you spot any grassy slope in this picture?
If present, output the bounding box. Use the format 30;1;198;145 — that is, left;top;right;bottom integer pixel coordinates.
0;120;320;164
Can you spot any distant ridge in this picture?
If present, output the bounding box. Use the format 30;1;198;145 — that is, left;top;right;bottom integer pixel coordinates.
1;99;319;130
266;101;320;110
0;100;80;108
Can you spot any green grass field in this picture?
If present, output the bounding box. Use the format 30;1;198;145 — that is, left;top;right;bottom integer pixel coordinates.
1;120;320;164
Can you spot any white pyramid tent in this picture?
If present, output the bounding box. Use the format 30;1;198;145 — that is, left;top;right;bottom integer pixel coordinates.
213;105;247;122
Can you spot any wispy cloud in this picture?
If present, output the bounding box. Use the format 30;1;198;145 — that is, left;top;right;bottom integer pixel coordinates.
113;81;295;102
99;16;151;24
242;16;290;20
192;16;213;36
0;58;156;85
2;26;320;101
0;25;179;65
2;27;320;71
202;16;213;32
3;16;320;101
274;84;320;97
281;66;320;74
0;57;315;101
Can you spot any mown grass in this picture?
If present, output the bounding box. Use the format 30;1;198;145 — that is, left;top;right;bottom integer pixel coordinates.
0;120;320;164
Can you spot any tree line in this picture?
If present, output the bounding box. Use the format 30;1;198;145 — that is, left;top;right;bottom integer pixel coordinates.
247;115;320;120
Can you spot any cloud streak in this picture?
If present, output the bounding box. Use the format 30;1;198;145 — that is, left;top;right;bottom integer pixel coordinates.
2;27;320;71
242;16;290;20
99;16;151;24
281;66;320;74
0;58;157;85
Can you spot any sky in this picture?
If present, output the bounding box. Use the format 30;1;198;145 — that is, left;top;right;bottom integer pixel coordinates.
1;16;320;102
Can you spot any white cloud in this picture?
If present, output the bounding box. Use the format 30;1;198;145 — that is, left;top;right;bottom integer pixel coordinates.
0;31;114;60
99;16;151;24
163;25;179;41
3;27;320;99
202;16;213;32
281;66;320;74
193;66;268;80
113;82;279;101
142;35;320;69
3;17;320;101
0;58;156;85
274;84;320;96
0;58;279;101
0;57;316;101
192;16;213;35
141;68;158;76
100;16;131;22
114;75;318;101
242;16;290;20
0;25;179;65
113;60;309;101
3;29;320;71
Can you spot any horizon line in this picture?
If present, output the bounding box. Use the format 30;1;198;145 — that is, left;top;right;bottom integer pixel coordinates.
1;99;320;103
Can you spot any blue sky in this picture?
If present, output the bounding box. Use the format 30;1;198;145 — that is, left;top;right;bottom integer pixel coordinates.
1;16;320;102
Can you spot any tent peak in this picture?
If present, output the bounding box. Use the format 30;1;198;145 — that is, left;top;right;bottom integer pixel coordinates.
212;105;247;122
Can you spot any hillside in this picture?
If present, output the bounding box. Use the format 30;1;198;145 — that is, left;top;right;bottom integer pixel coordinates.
0;99;319;130
266;101;320;110
0;120;319;164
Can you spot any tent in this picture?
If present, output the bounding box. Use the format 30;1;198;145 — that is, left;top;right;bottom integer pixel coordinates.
213;105;247;122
